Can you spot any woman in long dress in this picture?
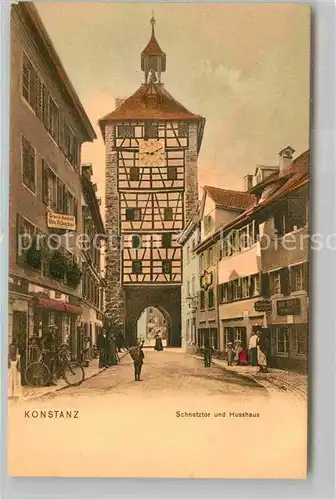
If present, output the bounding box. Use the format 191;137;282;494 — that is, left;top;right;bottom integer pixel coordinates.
154;334;163;351
257;332;269;372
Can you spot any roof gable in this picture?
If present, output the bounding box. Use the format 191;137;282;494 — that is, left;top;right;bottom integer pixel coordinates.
203;185;256;211
99;83;204;126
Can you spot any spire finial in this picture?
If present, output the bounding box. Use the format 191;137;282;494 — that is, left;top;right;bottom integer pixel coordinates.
150;11;156;37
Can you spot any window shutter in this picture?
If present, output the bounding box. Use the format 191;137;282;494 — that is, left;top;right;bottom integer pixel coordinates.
29;66;37;111
42;160;49;205
63;187;68;214
16;214;25;265
260;272;270;297
56;178;64;212
59;113;66;152
280;267;290;296
302;261;309;292
290;267;296;293
74;198;78;219
43;85;50;130
248;275;253;297
237;277;242;299
36;75;43;119
227;282;233;302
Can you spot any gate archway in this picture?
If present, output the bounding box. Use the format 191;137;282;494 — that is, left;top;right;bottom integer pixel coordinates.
124;286;181;347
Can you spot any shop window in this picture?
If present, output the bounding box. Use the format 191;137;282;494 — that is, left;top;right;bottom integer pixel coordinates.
271;327;289;355
292;325;307;355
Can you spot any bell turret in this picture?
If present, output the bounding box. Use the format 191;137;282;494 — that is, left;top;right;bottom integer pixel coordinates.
141;14;166;84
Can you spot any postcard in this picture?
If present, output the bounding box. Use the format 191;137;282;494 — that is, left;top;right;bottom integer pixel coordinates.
7;2;310;478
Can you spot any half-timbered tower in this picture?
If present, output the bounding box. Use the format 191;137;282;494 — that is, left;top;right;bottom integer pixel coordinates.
99;16;205;346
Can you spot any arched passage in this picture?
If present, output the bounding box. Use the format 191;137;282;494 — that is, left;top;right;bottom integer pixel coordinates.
136;306;171;346
124;286;181;347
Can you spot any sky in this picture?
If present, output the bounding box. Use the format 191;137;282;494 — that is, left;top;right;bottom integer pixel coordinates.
35;2;310;208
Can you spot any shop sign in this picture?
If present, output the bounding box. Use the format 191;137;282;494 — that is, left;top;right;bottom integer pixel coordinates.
9;276;29;294
47;212;76;231
277;298;301;316
254;300;272;313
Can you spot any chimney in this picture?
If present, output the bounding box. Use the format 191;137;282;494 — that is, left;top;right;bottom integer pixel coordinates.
243;174;253;192
278;146;295;174
115;97;126;109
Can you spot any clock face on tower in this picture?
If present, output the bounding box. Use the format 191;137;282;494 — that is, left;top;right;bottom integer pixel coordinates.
139;139;165;166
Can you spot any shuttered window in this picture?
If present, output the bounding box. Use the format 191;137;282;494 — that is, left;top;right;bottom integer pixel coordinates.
49;97;59;141
22;53;36;110
36;75;43;119
22;137;35;192
42;84;50;130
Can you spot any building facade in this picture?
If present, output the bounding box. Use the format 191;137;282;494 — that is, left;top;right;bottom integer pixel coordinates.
177;217;200;353
9;3;96;370
80;164;105;353
99;17;205;346
195;186;256;352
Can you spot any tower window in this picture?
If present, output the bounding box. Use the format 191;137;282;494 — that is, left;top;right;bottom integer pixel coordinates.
126;208;142;221
129;167;140;181
132;260;142;274
132;235;142;248
164;207;173;221
118;125;134;138
167;166;177;180
178;122;189;137
162;260;172;274
144;122;159;139
162;233;172;248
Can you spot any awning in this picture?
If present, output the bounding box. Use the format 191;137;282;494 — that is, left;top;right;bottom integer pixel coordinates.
35;297;81;315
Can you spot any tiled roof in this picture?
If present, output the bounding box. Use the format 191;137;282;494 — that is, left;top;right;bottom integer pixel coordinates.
99;83;203;126
204;185;256;211
196;150;309;253
142;35;165;56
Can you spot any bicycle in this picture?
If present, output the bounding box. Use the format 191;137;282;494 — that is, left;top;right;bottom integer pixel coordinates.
25;345;85;388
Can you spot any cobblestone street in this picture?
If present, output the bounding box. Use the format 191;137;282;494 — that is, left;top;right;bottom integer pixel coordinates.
54;348;267;399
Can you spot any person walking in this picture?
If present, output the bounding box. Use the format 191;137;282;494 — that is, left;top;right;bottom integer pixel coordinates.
249;331;259;366
203;344;213;367
129;340;145;381
226;341;234;366
97;329;107;368
154;334;163;351
257;330;269;373
106;332;118;366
